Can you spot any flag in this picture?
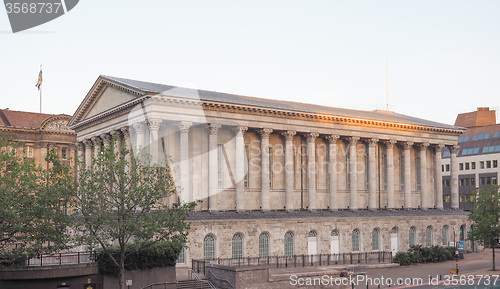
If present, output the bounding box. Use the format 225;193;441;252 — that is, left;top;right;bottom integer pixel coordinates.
35;69;42;90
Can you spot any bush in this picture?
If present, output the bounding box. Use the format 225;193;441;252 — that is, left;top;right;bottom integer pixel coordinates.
393;245;457;266
96;241;183;276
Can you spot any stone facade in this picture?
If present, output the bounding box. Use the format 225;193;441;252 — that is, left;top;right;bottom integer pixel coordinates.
68;76;468;265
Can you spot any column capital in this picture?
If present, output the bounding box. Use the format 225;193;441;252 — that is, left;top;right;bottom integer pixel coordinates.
132;122;147;134
110;130;121;137
383;139;397;149
402;141;414;150
76;142;84;150
449;145;460;153
433;143;445;152
208;123;222;135
367;138;379;146
90;136;101;145
346;136;360;145
148;118;162;131
178;121;193;134
417;142;430;150
100;133;112;145
232;126;248;136
306;132;319;142
82;139;93;148
325;134;340;144
281;130;297;141
120;126;131;136
258;128;273;139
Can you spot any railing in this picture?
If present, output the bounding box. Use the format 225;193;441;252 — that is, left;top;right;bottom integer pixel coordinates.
140;282;176;289
192;251;392;273
206;267;236;289
24;251;96;267
189;269;217;289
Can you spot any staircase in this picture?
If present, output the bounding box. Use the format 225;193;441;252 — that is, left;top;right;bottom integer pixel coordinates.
177;279;214;289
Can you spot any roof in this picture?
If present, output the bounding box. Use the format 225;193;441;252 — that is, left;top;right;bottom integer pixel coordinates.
100;75;461;130
0;109;54;129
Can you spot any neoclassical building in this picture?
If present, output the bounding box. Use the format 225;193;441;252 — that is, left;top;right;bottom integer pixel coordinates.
68;76;470;264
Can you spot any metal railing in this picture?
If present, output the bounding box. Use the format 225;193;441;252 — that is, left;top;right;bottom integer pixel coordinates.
206;267;236;289
189;269;217;289
192;252;392;273
140;282;175;289
24;251;96;267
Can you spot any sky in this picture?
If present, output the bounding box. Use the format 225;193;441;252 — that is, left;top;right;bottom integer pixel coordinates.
0;0;499;126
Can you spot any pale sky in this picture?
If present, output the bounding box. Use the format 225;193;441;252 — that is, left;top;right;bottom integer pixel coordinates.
1;0;499;126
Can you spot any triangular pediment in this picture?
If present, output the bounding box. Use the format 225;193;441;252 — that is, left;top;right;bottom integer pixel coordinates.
82;86;136;120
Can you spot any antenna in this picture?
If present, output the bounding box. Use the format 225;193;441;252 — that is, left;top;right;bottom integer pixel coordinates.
386;61;389;111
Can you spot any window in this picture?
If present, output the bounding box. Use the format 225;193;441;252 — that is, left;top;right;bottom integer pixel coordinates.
232;234;243;259
332;230;340;237
203;235;216;261
465;163;470;170
441;165;444;172
459;163;463;171
471;162;476;170
177;247;186;264
426;226;433;246
442;226;449;246
443;179;450;187
459;179;464;187
217;144;223;188
400;153;405;190
284;231;294;256
61;147;67;160
494;160;498;168
487;161;492;169
446;164;450;172
493;177;498;185
409;227;417;247
494;132;500;138
480;161;485;169
352;229;360;252
259;233;270;258
372;228;380;251
444;195;451;202
26;145;33;158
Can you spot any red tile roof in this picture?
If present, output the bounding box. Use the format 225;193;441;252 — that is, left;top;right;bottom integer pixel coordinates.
0;109;54;129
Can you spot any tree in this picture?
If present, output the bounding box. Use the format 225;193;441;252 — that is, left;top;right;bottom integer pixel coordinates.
0;138;73;264
71;139;196;289
468;185;500;271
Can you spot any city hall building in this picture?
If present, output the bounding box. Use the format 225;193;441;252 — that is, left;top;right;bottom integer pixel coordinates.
68;76;470;265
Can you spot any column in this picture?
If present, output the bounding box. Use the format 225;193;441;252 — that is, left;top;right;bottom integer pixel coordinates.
307;132;319;210
403;141;413;209
434;144;444;209
326;134;340;211
449;145;459;209
234;126;248;212
385;140;396;209
120;127;132;163
208;123;221;211
83;139;92;168
419;143;429;210
348;137;360;210
91;136;101;161
368;138;378;210
148;118;162;164
100;133;111;149
282;130;296;211
258;128;273;211
76;142;84;169
110;130;122;156
178;121;193;204
132;122;146;156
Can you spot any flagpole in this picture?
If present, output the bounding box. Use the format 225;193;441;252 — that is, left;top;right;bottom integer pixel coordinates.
39;64;42;113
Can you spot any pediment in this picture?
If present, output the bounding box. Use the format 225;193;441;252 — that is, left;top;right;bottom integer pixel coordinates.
81;86;137;121
39;115;73;133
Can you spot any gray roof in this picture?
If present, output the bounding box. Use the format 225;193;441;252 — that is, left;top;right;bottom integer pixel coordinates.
186;209;468;221
102;75;460;130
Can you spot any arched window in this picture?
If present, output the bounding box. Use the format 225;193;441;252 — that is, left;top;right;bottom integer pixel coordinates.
442;225;449;246
352;229;360;251
284;231;294;256
372;228;380;251
308;231;317;237
259;233;270;258
331;230;340;237
232;233;243;259
426;226;433;246
391;227;398;234
204;235;216;261
460;225;465;241
409;227;417;247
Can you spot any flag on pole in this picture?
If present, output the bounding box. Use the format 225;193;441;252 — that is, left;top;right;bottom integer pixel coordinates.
35;69;42;90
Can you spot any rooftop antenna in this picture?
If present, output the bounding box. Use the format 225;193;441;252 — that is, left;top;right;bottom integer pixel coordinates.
386;61;389;111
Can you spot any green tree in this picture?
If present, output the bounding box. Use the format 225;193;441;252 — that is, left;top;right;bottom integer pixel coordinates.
0;138;73;264
72;139;196;289
468;185;500;271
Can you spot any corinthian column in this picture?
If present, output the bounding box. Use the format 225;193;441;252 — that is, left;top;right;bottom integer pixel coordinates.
178;121;193;204
385;140;396;209
282;130;297;211
449;145;459;209
83;139;92;168
110;130;122;156
348;137;360;210
148;118;162;163
325;134;340;211
368;138;378;210
403;141;413;209
418;143;429;210
208;123;221;211
120;127;132;163
132;122;147;156
307;132;319;210
434;144;444;209
76;142;84;169
258;128;273;211
234;126;248;212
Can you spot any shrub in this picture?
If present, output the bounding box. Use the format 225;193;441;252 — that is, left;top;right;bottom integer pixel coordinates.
394;245;457;266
